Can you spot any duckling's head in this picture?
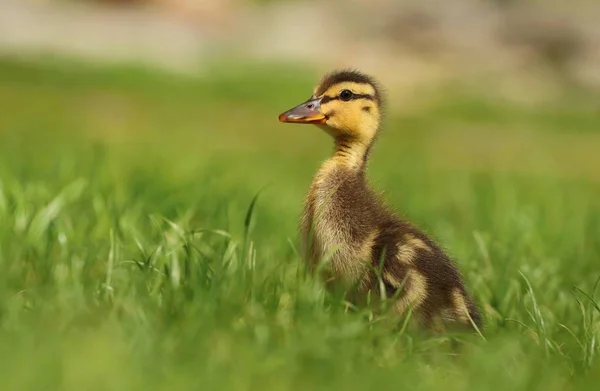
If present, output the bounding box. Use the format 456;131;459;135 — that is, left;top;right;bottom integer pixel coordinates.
279;69;384;143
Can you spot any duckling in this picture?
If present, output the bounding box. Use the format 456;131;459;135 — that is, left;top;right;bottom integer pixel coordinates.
278;69;482;333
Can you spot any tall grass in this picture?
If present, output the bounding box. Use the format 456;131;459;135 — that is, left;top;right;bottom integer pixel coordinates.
0;58;599;390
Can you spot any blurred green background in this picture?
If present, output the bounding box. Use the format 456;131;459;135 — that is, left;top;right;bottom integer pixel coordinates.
1;1;599;390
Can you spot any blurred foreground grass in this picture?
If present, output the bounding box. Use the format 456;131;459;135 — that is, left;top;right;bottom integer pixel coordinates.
0;57;599;390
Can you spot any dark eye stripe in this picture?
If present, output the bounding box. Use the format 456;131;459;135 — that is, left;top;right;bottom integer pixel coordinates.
321;94;375;104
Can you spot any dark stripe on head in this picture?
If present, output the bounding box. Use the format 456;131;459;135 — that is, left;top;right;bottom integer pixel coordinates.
316;69;383;106
321;93;375;104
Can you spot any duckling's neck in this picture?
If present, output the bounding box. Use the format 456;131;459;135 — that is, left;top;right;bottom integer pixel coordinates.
330;136;373;172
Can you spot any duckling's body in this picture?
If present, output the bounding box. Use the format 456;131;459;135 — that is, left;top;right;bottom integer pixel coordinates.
279;70;482;332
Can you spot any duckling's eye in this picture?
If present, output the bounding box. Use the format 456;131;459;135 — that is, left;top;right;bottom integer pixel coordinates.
339;90;353;101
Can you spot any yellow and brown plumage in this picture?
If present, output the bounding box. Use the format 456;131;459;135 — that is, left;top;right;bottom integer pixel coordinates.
278;69;482;333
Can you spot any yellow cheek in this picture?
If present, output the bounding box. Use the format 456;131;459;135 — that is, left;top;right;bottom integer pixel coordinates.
340;104;365;132
321;100;379;140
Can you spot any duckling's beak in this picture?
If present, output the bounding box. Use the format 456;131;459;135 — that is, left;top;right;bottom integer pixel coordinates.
278;97;326;124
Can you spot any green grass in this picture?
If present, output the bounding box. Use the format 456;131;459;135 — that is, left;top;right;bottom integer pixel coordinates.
0;57;599;390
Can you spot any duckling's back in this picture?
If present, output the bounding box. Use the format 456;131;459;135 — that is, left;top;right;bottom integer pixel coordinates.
370;215;483;331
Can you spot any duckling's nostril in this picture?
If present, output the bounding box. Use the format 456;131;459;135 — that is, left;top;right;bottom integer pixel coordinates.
306;103;314;109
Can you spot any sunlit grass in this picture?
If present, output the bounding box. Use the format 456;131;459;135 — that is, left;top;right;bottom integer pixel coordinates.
0;57;599;390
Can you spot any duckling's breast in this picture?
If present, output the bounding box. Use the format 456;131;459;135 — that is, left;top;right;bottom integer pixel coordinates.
300;163;379;287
